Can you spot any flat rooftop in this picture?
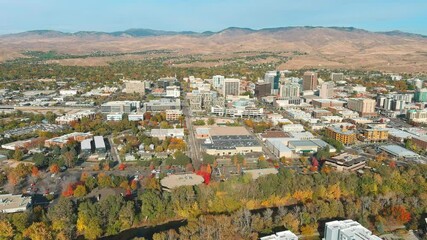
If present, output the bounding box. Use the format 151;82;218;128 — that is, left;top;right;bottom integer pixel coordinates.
208;126;250;136
261;131;290;139
195;128;210;135
327;126;356;135
379;145;420;159
46;132;92;143
81;139;92;150
0;194;31;213
94;136;105;149
387;128;416;139
329;153;366;167
205;135;260;150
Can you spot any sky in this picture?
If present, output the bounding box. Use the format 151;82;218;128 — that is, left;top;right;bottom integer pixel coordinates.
0;0;426;35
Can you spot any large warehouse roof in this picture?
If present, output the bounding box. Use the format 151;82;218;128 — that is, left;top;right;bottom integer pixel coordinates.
208;126;250;136
379;145;420;159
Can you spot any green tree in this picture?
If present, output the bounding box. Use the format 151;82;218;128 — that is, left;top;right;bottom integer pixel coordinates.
316;146;331;160
193;119;205;126
13;149;24;161
45;111;57;124
32;153;47;167
11;212;30;232
74;185;88;198
202;153;216;164
139;190;171;220
77;201;103;240
85;176;98;191
47;197;77;239
207;118;215;125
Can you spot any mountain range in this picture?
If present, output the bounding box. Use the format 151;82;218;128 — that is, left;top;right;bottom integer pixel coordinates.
1;27;426;73
2;27;426;38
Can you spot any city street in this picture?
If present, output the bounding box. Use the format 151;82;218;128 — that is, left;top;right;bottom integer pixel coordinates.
182;100;203;169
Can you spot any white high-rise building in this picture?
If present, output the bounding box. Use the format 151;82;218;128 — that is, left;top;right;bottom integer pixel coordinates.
212;75;225;89
280;83;300;98
414;79;423;89
324;220;381;240
384;98;393;110
319;82;335;99
222;79;240;96
166;86;180;98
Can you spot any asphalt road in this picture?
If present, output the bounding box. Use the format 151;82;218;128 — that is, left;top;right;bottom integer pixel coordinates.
182;100;202;169
107;135;121;164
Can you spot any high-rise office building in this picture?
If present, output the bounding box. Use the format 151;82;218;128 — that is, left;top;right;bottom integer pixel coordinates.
264;71;280;95
303;72;318;91
376;95;386;108
212;75;225;89
331;73;344;82
280;83;300;98
391;100;405;111
222;78;240;96
384;98;393;110
255;82;272;99
347;98;376;116
415;88;427;102
319;82;335;99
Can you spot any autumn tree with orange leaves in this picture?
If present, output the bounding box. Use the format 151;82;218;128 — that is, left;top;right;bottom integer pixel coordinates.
31;166;39;177
389;205;411;224
62;183;74;197
50;164;59;174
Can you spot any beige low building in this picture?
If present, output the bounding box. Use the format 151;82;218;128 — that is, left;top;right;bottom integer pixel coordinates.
325;153;366;172
123;80;146;95
204;144;263;156
165;109;183;121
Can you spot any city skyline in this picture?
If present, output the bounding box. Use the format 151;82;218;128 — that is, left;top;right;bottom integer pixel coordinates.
0;0;426;35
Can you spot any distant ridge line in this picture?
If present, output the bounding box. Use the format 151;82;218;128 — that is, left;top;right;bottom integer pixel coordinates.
1;26;426;38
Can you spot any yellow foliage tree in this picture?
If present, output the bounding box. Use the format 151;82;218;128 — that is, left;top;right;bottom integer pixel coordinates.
245;199;259;210
292;190;313;203
24;222;53;240
300;223;317;235
327;183;341;200
0;220;14;239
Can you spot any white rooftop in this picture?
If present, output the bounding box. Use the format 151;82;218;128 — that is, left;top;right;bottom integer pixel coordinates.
379;145;420;159
0;194;31;213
